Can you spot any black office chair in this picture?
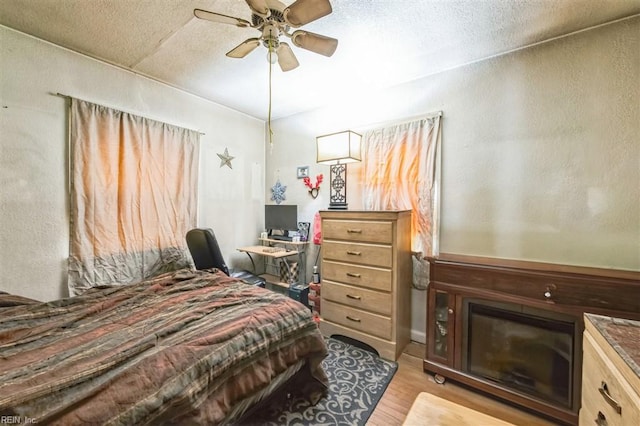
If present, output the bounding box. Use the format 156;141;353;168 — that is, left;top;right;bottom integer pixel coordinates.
186;228;266;287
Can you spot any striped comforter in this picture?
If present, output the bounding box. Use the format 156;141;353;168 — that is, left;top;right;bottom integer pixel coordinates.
0;269;328;424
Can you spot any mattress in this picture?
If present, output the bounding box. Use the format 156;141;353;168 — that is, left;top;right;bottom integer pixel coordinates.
0;269;328;424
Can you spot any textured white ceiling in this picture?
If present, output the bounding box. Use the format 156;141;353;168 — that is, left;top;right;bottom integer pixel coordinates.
1;0;639;120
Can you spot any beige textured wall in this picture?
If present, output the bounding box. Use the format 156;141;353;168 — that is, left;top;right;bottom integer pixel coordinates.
270;16;639;271
438;19;639;269
0;27;266;301
268;17;639;341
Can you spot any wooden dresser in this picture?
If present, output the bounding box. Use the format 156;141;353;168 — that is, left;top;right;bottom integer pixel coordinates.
318;210;412;360
580;314;640;426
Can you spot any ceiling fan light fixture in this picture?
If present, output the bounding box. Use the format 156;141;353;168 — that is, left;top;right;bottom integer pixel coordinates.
276;42;299;71
267;49;278;64
292;30;338;57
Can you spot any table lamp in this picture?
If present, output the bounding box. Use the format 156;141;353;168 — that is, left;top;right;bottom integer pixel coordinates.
316;130;362;210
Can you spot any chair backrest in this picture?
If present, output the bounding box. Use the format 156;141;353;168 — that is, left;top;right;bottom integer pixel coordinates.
185;228;231;275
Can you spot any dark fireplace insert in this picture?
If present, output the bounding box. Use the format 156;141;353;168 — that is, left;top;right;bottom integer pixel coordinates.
462;299;578;409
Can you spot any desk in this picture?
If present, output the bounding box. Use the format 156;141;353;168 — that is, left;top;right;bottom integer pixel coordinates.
237;239;308;289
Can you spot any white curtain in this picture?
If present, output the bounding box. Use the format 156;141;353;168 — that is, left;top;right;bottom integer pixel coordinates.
68;99;200;295
361;115;442;289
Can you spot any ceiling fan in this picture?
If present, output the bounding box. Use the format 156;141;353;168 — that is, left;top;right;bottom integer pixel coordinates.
194;0;338;72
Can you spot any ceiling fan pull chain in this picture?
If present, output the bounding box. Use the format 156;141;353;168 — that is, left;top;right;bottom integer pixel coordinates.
268;34;274;148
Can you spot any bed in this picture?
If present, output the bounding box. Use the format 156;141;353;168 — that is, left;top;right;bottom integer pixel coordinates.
0;268;328;424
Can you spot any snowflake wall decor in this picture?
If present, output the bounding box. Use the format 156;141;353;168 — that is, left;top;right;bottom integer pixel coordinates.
270;179;287;204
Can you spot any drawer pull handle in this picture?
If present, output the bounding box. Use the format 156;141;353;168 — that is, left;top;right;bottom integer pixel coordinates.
598;382;622;414
347;229;362;233
544;284;557;300
346;272;361;278
346;315;361;322
346;294;362;300
346;251;362;256
595;411;607;426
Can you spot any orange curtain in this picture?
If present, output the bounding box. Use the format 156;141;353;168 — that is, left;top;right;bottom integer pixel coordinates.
68;99;199;295
360;116;441;288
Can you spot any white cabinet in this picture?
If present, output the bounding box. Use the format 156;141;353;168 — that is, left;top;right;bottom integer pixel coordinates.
580;314;640;426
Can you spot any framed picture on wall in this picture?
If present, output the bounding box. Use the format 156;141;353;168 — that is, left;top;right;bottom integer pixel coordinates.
297;166;309;179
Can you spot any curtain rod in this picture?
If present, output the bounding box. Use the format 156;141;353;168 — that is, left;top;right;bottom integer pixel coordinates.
55;92;205;135
356;110;443;134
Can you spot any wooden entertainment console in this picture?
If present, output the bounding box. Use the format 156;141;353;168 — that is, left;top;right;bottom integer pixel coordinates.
424;254;640;425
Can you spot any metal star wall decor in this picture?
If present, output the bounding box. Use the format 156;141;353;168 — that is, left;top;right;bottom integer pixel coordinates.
270;179;287;204
217;148;234;169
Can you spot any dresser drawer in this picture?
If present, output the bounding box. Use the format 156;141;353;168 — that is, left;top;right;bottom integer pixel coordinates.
322;260;392;292
580;332;640;426
322;300;392;340
323;241;392;268
432;261;640;313
322;281;391;316
323;220;393;244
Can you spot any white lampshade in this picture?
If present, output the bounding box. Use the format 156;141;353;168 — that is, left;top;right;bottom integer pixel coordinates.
316;130;362;165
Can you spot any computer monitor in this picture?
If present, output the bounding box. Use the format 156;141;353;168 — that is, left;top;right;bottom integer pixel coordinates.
265;205;298;237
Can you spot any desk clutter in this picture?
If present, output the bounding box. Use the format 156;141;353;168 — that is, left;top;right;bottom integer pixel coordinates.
237;234;312;311
309;265;321;318
288;283;309;307
263;247;285;253
309;282;321;315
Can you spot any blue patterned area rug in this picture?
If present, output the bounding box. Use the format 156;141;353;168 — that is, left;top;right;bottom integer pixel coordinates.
243;336;398;425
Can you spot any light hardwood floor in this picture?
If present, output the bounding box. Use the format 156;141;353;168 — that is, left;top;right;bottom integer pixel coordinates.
367;342;559;426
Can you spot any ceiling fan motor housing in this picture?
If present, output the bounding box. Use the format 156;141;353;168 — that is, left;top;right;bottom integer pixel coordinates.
251;0;287;28
262;24;281;50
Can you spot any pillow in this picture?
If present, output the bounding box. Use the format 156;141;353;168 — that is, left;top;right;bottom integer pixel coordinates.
0;292;40;308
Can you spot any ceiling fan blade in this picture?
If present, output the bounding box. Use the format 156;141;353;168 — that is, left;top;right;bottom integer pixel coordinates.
226;38;261;58
245;0;270;17
277;43;300;72
194;9;251;28
291;30;338;57
284;0;332;27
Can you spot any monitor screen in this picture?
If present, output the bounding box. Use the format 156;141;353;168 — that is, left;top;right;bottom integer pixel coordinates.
265;204;298;232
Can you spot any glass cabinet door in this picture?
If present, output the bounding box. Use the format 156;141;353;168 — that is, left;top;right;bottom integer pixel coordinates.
433;291;450;358
428;289;455;366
